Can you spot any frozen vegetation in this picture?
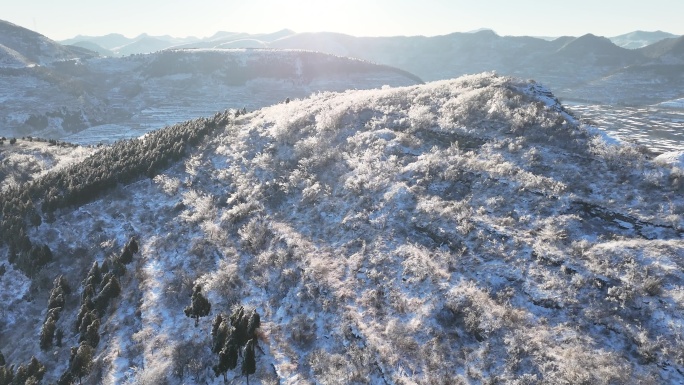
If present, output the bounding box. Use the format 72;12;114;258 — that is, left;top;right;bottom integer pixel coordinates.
1;73;683;384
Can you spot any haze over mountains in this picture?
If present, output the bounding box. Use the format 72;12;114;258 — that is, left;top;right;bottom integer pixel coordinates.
2;18;684;144
0;20;420;141
59;27;684;103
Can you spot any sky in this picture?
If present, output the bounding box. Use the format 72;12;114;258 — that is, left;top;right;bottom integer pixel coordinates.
3;0;684;41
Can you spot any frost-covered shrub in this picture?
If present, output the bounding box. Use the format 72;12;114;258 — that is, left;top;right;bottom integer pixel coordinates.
289;314;316;347
239;215;273;253
407;104;435;132
201;256;242;306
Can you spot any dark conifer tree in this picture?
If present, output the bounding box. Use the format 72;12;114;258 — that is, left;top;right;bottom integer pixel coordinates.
55;274;72;295
25;357;45;384
86;262;102;287
81;319;100;348
242;339;256;384
69;343;93;385
78;310;98;336
224;336;239;370
75;302;93;332
247;310;261;341
212;349;230;382
127;237;139;254
211;315;229;354
0;366;11;385
40;316;56;350
184;285;211;327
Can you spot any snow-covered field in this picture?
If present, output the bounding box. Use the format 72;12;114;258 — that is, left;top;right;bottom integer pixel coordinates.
1;74;683;384
659;98;684;109
566;103;684;153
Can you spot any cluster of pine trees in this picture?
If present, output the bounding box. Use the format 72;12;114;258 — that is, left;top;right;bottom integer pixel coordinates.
0;354;46;385
211;306;261;383
54;238;138;385
40;275;71;350
0;110;230;277
182;283;262;383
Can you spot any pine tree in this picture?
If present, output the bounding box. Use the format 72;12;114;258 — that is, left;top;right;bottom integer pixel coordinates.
0;365;12;385
80;319;100;348
242;339;256;384
184;285;211;327
40;316;56;350
247;310;261;341
85;261;102;287
119;238;138;264
69;343;93;384
211;315;229;354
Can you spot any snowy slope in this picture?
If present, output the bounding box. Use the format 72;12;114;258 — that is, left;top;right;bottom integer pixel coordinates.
1;73;683;384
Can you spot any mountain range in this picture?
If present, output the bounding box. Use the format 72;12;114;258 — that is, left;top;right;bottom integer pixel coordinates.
0;20;421;141
1;19;684;142
57;26;684;98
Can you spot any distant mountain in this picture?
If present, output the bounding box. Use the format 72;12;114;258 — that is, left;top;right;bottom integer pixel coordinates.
552;33;643;66
113;35;179;55
214;39;268;49
170;29;297;50
639;35;684;62
53;27;684;104
264;31;683;104
0;19;97;67
66;41;115;57
60;33;133;49
61;30;295;55
610;30;680;49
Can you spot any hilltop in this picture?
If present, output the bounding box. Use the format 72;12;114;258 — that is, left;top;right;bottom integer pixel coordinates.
1;73;682;384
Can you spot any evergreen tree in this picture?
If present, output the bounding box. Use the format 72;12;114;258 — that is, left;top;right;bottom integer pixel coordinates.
55;274;72;295
0;366;12;385
25;357;45;384
127;237;139;254
69;343;93;384
184;285;211;327
247;310;261;341
78;310;98;336
224;335;239;370
119;238;138;264
212;349;230;382
80;319;100;348
40;316;56;350
75;302;93;332
85;261;102;287
242;339;256;384
211;315;229;354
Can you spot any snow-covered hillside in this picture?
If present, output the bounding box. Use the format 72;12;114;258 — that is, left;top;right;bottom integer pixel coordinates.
0;138;95;192
1;73;683;384
0;20;96;67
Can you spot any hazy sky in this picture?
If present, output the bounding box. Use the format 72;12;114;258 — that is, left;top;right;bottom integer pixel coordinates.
4;0;684;40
